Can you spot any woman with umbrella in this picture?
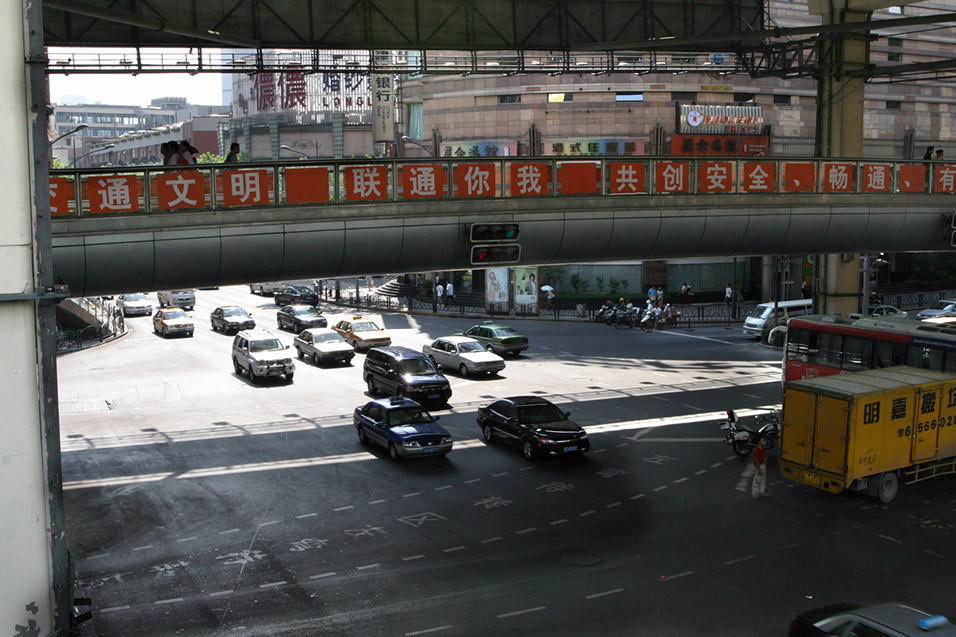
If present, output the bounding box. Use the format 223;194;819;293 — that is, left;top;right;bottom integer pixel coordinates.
541;284;555;310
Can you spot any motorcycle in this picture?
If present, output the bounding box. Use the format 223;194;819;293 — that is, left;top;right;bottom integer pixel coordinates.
613;305;637;329
719;409;780;457
658;308;681;329
594;302;616;323
640;308;657;332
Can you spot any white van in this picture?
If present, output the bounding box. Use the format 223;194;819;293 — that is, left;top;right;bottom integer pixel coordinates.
742;299;813;338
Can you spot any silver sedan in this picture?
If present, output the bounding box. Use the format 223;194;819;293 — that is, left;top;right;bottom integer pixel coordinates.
423;335;506;377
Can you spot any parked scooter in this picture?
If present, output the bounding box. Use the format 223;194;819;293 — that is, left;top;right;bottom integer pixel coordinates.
719;409;780;457
594;301;616;323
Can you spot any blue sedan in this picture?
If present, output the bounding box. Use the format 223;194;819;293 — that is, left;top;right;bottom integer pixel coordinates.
353;397;453;460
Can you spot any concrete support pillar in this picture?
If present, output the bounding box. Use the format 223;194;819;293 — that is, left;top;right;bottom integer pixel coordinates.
814;8;870;315
761;256;775;303
1;1;68;634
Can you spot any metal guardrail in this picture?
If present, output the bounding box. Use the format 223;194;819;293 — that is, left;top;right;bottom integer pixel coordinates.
49;156;956;219
56;297;125;353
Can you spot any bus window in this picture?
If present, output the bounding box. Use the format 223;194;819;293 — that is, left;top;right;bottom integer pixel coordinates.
809;332;842;368
786;327;809;362
945;351;956;373
874;341;906;368
842;336;872;371
907;346;944;370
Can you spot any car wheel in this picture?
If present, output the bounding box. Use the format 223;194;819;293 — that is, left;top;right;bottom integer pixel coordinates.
162;327;168;338
294;322;302;333
366;376;378;396
248;365;260;384
286;372;294;383
233;357;243;375
485;344;495;352
482;424;496;444
296;347;304;360
357;426;369;446
522;440;537;460
877;472;899;503
459;364;469;377
388;442;400;461
351;340;360;351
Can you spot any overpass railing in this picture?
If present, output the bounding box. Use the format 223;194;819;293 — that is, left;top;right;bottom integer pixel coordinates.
49;156;956;219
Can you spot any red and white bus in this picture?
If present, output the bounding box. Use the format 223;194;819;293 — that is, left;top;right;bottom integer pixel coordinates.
784;314;956;382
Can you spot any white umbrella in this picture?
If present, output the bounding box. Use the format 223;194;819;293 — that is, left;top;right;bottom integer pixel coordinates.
540;285;554;292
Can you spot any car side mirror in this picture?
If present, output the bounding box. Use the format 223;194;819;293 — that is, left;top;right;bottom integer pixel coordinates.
432;415;440;421
563;411;571;418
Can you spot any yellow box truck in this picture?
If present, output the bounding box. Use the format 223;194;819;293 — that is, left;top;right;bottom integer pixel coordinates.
780;366;956;502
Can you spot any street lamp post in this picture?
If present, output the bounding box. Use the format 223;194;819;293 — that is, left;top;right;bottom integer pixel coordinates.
400;135;439;312
68;143;115;168
49;123;88;147
280;144;314;159
401;135;435;157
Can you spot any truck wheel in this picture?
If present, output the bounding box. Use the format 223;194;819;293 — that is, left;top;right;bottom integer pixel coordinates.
876;472;899;503
732;440;753;457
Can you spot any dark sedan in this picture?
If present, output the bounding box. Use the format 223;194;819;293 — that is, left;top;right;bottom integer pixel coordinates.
354;397;453;460
210;305;256;334
276;305;327;332
477;396;589;460
274;285;318;307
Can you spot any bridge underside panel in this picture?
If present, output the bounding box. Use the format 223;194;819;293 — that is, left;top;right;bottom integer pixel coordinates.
737;211;791;254
778;208;835;254
651;210;708;257
551;216;614;263
694;207;752;256
340;223;407;275
513;214;568;265
153;231;223;292
221;226;286;286
600;215;663;261
860;208;917;252
81;234;156;293
393;217;462;272
277;222;347;283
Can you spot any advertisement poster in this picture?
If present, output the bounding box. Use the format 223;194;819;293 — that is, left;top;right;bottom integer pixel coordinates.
515;267;538;305
485;268;508;305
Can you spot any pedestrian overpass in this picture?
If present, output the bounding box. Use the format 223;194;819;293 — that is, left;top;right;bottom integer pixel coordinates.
52;156;956;296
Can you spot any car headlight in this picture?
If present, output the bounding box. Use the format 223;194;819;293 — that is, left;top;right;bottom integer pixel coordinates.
537;436;554;445
441;437;452;445
402;440;421;448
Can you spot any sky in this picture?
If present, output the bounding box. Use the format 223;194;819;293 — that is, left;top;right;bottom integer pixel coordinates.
49;73;226;107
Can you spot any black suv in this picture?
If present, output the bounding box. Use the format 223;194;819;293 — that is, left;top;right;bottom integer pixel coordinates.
364;346;452;406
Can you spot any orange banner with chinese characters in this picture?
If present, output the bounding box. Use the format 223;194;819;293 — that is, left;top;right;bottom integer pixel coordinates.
155;171;207;210
933;163;956;194
344;165;389;201
49;177;74;216
697;161;734;193
285;167;330;204
608;162;646;194
220;169;273;207
783;163;815;192
655;161;689;193
84;175;141;214
822;162;855;192
556;161;600;194
741;162;777;192
509;162;551;196
861;164;891;193
898;165;926;193
400;164;447;199
454;163;497;197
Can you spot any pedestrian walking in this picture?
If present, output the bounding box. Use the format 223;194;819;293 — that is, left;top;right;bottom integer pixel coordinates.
724;282;733;307
935;149;945;161
648;286;658;305
752;437;769;498
546;288;555;310
445;280;455;304
923;145;935;161
225;142;241;163
656;286;664;307
435;281;444;304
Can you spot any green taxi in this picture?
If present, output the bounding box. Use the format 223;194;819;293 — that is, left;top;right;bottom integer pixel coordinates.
459;321;529;355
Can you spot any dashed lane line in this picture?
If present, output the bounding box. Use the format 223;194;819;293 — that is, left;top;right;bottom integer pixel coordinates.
586;588;624;600
155;597;183;605
660;571;695;581
405;625;455;635
309;572;336;579
723;555;755;566
498;606;547;618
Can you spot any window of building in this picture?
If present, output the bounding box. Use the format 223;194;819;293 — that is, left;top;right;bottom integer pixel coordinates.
498;95;521;104
548;93;574;102
773;94;792;105
888;51;901;62
886;100;902;110
887;37;903;47
671;91;697;102
407;103;423;140
615;92;644;102
734;92;756;103
888;5;902;14
673;56;696;65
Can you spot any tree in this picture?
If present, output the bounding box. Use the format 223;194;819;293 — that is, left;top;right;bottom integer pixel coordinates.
608;278;621;295
595;276;606;294
196;151;225;164
569;273;587;293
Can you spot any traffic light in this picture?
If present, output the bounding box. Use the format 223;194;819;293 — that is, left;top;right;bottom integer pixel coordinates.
470;244;521;265
469;223;519;242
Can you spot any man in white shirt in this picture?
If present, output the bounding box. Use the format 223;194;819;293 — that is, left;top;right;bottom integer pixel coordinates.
445;281;455;304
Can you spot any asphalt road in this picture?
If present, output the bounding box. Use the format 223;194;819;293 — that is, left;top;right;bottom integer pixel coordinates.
57;287;956;636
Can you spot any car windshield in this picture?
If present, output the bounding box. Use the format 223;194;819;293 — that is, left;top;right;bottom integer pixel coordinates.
289;286;311;294
931;301;956;310
163;309;187;319
294;307;321;316
518;403;568;424
388;408;433;427
125;293;147;301
494;326;520;336
402;359;438;375
314;332;344;343
458;341;484;353
223;307;248;317
352;322;380;332
748;306;773;319
250;338;283;352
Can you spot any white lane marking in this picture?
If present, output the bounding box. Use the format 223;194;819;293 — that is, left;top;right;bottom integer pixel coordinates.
606;502;621;508
465;479;481;484
694;470;707;475
550;519;568;525
498;606;546;618
579;510;596;517
260;581;286;588
494;472;509;477
297;513;318;519
219;529;240;535
403;492;421;498
132;545;154;551
586;588;623;600
593;449;607;454
209;590;233;597
176;536;197;543
923;549;946;558
403;555;426;562
660;571;695;581
723;555;755;566
519;466;536;471
434;485;453;491
88;553;110;560
674;478;688;484
710;463;723;468
615;443;628;448
630;494;646;500
368;499;385;505
879;534;903;544
481;536;503;544
258;520;279;527
156;597;183;605
356;563;380;570
101;605;130;613
444;546;466;553
334;506;354;512
653;485;668;492
516;528;536;535
405;625;455;635
310;572;336;579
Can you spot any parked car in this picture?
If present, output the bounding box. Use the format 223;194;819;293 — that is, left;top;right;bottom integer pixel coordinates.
916;299;956;319
869;305;908;318
156;289;196;310
277;304;327;332
459;321;529;355
152;307;194;338
116;293;152;317
231;330;295;383
249;282;285;295
353;396;453;460
332;315;392;351
477;396;589;460
423;335;506;377
789;602;956;636
364;346;452;406
210;305;256;334
274;285;318;307
293;328;355;366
